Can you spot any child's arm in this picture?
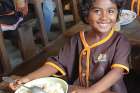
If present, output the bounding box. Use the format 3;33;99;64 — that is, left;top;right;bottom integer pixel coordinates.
9;63;58;90
72;67;124;93
89;67;124;93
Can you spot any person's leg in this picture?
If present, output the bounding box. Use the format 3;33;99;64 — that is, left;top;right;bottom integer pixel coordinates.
43;0;56;32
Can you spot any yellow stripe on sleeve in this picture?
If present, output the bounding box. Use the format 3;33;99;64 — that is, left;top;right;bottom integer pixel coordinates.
46;62;66;76
111;64;129;73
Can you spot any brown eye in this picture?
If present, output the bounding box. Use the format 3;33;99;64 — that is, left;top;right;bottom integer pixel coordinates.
108;9;117;14
93;9;101;15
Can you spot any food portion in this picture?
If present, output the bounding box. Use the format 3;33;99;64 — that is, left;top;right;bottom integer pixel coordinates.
21;82;65;93
15;77;68;93
43;82;64;93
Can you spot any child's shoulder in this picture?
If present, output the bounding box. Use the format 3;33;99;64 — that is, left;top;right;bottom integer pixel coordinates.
114;31;130;46
67;31;81;40
114;31;129;40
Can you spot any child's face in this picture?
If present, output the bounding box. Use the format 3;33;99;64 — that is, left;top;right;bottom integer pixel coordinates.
87;0;118;33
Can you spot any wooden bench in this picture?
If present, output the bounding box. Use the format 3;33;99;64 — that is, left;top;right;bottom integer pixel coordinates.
0;0;80;75
0;19;37;75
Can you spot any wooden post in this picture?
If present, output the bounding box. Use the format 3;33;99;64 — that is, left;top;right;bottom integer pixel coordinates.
0;32;12;75
70;0;80;23
17;21;36;61
55;0;66;32
32;0;48;46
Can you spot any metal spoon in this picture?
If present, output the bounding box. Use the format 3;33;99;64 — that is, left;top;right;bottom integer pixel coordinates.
2;77;46;93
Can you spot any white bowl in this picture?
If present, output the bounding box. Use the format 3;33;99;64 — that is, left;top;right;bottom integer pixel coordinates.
118;9;137;26
15;77;68;93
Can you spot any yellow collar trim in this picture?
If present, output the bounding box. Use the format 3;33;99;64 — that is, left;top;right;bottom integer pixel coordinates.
80;28;114;49
79;29;114;87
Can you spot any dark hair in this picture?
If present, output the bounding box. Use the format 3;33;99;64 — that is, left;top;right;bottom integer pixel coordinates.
79;0;127;24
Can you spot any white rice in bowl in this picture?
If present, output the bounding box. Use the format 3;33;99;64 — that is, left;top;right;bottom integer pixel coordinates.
15;77;68;93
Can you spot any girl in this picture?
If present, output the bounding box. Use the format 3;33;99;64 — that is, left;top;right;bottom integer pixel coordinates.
9;0;130;93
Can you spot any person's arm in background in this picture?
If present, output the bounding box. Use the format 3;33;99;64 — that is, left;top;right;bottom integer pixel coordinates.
13;0;28;16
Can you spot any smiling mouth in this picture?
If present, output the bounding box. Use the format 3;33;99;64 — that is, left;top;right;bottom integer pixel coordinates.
99;23;110;28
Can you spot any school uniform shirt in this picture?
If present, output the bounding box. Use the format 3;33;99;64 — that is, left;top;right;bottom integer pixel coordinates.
46;30;131;93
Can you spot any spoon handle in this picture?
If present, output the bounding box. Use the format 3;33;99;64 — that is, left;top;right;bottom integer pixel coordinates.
2;77;16;83
2;77;46;93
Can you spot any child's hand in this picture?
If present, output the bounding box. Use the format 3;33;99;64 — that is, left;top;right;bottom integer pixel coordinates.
14;0;28;16
9;77;30;90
